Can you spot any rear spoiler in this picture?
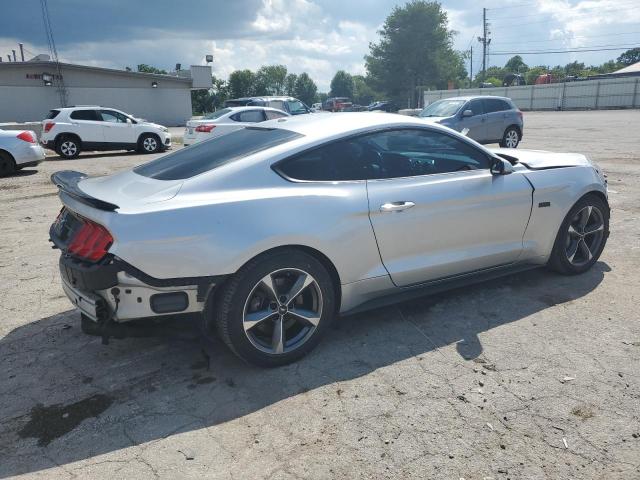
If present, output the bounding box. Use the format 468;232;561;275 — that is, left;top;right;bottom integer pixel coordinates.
51;170;119;212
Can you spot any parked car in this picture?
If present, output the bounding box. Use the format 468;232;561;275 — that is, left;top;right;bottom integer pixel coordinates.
183;107;289;146
41;106;172;159
367;101;398;112
323;97;351;112
0;129;45;176
311;102;323;111
418;96;523;148
224;96;311;115
50;113;608;367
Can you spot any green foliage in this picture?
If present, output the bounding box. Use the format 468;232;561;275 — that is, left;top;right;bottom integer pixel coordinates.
284;73;298;96
191;76;228;115
293;73;318;105
352;75;377;105
227;69;257;98
137;64;167;75
256;65;288;95
330;71;354;98
617;48;640;66
524;66;548;85
484;77;502;87
318;92;329;104
504;55;528;73
365;0;466;107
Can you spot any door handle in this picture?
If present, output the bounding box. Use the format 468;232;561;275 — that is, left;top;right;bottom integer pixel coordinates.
380;201;415;212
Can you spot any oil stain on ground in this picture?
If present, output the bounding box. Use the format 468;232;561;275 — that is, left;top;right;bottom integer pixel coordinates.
18;394;113;446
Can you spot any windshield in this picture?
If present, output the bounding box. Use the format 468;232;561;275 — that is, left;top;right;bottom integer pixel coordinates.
203;108;232;120
286;100;308;115
134;127;303;180
419;99;466;118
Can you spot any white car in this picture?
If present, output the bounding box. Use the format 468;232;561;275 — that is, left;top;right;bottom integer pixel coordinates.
0;129;45;176
183;106;289;146
41;106;172;159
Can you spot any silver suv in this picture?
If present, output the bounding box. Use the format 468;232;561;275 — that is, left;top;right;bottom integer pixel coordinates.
418;96;523;148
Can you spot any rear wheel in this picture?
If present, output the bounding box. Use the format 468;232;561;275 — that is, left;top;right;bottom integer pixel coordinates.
500;126;520;148
548;194;609;275
56;136;81;159
214;249;337;367
138;134;161;154
0;151;16;176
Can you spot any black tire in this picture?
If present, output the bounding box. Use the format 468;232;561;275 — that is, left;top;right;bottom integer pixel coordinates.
214;249;337;367
548;193;609;275
56;135;81;159
0;151;16;177
499;126;520;148
138;134;161;154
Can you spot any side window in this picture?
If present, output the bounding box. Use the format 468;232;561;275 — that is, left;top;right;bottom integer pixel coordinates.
483;99;509;113
99;110;127;123
266;110;288;120
466;100;484;116
70;110;99;121
286;100;308;115
236;110;266;123
268;100;285;111
277;129;491;181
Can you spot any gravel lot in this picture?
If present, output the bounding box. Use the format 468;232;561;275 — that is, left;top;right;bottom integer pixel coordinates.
1;110;639;479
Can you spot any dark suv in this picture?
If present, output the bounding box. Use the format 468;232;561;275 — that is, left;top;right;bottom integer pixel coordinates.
224;96;311;115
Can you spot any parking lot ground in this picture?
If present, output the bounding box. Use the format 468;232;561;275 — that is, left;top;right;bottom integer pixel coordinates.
1;110;639;479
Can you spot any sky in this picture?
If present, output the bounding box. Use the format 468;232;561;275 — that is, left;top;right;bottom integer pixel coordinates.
1;0;638;91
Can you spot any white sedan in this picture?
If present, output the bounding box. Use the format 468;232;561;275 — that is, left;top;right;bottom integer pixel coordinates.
183;107;289;146
0;129;45;176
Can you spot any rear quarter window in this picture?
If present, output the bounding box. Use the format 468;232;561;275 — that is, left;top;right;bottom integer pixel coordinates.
47;109;60;119
134;127;303;180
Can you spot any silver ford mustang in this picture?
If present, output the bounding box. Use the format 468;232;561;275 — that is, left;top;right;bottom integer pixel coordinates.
50;113;609;366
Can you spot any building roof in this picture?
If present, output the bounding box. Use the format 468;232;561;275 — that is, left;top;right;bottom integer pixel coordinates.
0;61;192;83
613;61;640;75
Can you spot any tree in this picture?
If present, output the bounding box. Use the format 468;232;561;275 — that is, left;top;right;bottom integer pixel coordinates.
504;55;528;73
617;48;640;66
137;64;167;75
365;1;466;107
256;65;288;95
191;76;228;115
330;70;354;98
293;72;318;105
525;66;548;85
284;73;298;96
352;75;377;105
227;69;256;99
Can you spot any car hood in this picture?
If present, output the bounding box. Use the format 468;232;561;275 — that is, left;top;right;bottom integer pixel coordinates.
139;121;166;130
490;148;591;170
78;170;182;210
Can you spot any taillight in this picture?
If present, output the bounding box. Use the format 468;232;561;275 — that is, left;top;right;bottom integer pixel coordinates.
517;110;523;120
44;122;55;133
195;124;215;133
68;218;113;262
16;131;36;143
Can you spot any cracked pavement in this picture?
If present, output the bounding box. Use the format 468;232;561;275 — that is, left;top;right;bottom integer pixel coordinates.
1;111;639;479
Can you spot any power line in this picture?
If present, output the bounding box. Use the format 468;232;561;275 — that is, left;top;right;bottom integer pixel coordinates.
40;0;67;106
490;45;639;55
487;0;640;19
486;3;536;11
491;31;640;45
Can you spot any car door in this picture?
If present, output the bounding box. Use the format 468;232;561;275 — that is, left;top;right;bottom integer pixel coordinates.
482;99;508;142
68;109;104;144
99;110;136;145
365;128;533;287
458;99;487;142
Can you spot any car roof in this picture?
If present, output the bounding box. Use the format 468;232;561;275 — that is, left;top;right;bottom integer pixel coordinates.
432;95;513;101
225;106;290;113
264;112;452;140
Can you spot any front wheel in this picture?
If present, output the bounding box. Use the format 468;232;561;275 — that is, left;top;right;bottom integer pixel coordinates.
138;134;161;154
500;126;520;148
213;249;337;367
548;194;609;275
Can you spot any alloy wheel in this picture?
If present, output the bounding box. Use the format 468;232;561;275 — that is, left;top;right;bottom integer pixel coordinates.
143;137;158;152
242;268;323;355
565;205;605;267
505;129;519;148
60;141;77;157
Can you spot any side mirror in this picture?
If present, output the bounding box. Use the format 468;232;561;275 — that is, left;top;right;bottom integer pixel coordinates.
126;118;132;125
462;109;473;118
491;158;515;175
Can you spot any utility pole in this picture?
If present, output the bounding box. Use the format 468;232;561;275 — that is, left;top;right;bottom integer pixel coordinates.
19;43;24;61
477;8;491;81
470;45;473;83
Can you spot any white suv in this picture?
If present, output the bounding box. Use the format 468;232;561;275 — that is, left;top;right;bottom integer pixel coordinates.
41;106;171;159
